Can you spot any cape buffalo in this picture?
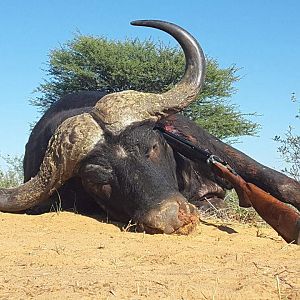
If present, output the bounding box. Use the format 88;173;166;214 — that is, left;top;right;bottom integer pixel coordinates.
1;20;299;235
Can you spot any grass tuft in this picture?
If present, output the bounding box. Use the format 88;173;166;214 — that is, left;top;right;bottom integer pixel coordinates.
201;190;267;226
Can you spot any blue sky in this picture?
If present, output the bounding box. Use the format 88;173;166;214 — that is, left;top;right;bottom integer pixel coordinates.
0;0;299;171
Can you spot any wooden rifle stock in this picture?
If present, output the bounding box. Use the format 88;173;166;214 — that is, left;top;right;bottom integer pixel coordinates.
210;161;300;244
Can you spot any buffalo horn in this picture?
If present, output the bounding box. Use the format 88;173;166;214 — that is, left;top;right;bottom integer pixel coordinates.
92;20;206;134
0;114;104;211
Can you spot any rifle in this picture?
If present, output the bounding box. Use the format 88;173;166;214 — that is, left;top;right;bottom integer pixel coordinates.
156;126;300;244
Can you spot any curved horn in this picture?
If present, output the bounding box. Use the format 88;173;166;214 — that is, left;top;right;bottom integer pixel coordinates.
0;114;103;212
131;20;205;90
92;20;206;134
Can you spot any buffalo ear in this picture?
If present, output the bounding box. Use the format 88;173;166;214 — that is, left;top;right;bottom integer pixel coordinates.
80;163;113;184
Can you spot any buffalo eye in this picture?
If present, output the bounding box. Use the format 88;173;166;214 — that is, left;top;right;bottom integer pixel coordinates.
152;143;159;151
146;142;160;160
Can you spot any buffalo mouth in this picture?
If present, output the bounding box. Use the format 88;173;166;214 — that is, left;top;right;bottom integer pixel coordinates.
136;195;200;235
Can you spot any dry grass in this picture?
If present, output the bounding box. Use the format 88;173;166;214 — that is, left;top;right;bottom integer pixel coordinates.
201;190;266;225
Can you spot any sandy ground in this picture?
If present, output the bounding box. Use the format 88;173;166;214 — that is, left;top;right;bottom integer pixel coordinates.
0;211;299;300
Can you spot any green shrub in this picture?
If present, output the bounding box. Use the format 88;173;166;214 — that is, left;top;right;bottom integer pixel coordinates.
0;154;24;188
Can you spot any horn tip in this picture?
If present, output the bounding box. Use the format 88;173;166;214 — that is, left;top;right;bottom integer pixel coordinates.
130;20;144;26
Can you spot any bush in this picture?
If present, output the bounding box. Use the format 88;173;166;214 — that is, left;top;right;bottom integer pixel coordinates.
274;96;300;181
31;35;259;141
0;154;24;188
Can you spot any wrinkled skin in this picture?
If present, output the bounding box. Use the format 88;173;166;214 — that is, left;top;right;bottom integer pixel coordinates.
23;91;227;234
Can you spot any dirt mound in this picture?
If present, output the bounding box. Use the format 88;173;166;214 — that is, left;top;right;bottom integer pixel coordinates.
0;212;299;299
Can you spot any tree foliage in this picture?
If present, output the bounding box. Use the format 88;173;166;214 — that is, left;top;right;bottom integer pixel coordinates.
0;154;23;188
31;35;259;141
274;95;300;181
